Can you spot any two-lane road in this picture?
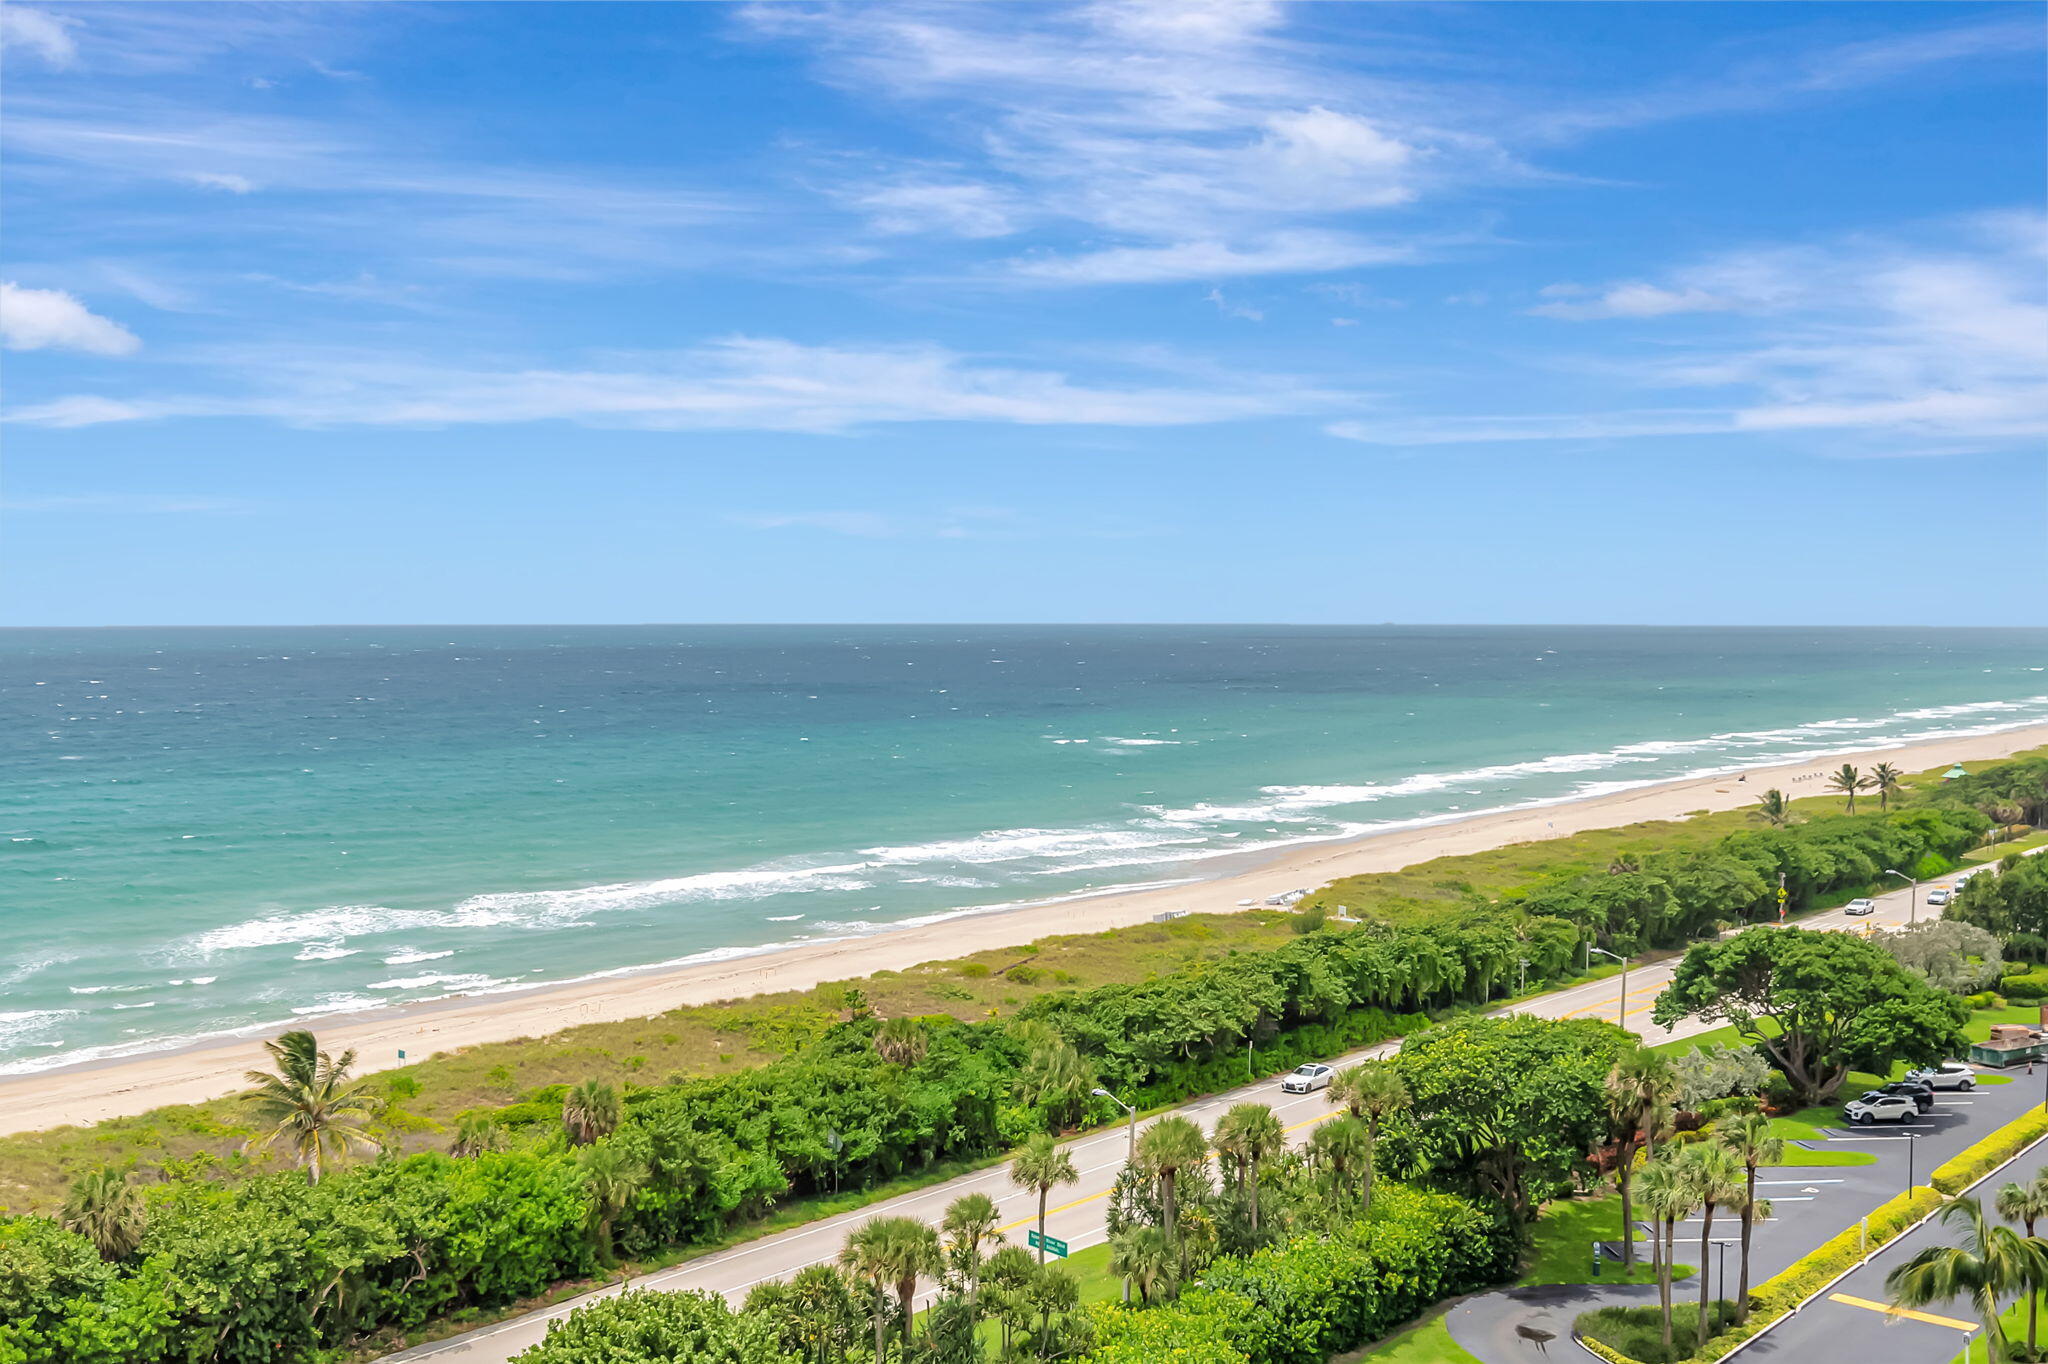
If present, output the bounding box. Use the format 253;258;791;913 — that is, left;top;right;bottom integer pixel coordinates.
384;876;1944;1362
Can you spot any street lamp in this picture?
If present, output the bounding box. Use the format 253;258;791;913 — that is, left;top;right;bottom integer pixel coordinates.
1589;946;1629;1030
1092;1087;1137;1166
1885;869;1919;926
1518;957;1531;995
1906;1130;1917;1192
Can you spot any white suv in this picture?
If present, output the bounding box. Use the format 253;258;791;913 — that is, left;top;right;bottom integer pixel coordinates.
1281;1063;1335;1095
1843;1091;1920;1124
1907;1062;1978;1091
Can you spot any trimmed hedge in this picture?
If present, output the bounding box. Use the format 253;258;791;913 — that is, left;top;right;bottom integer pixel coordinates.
1084;1183;1515;1364
1931;1104;2048;1194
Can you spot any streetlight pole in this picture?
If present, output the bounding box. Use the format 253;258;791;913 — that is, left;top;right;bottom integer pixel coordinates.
1885;869;1919;926
1590;947;1629;1029
1906;1130;1916;1192
1092;1087;1137;1167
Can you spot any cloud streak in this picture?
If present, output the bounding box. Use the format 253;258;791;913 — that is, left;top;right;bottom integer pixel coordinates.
8;335;1354;432
0;281;140;354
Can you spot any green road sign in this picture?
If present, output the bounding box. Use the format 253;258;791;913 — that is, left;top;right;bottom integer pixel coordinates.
1026;1230;1069;1258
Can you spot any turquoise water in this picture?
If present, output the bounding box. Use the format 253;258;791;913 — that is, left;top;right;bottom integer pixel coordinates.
3;625;2045;1075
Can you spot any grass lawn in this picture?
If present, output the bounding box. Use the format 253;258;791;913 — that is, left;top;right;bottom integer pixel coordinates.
1951;1289;2045;1362
1962;829;2048;865
1520;1193;1691;1287
1341;1308;1488;1364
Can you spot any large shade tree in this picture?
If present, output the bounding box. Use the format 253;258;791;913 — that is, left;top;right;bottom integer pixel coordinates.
1652;927;1969;1105
1381;1014;1633;1228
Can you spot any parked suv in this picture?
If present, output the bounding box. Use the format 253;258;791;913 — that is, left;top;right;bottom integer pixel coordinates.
1281;1063;1335;1095
1844;1091;1920;1124
1907;1062;1979;1091
1880;1081;1934;1112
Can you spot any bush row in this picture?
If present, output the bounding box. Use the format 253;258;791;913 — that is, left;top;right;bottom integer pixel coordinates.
0;806;1985;1364
1930;1105;2048;1195
1083;1183;1516;1364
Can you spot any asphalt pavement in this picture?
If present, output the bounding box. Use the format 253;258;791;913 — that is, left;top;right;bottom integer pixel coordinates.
382;875;1947;1363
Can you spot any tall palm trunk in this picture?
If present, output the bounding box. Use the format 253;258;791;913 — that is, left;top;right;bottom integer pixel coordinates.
1036;1187;1049;1264
896;1278;916;1357
1656;1212;1674;1349
1618;1158;1636;1270
1161;1172;1178;1255
872;1283;887;1364
1737;1166;1756;1323
1698;1201;1716;1340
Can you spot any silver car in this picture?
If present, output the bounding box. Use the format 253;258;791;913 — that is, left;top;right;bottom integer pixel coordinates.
1906;1062;1978;1091
1844;898;1877;916
1843;1091;1918;1124
1281;1063;1335;1095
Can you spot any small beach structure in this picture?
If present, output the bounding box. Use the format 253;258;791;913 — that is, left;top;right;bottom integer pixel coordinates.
1945;763;1969;781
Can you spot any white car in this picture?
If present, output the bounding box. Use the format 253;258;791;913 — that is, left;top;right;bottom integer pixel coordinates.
1926;888;1953;907
1281;1063;1335;1095
1844;898;1877;916
1843;1091;1919;1124
1907;1062;1979;1091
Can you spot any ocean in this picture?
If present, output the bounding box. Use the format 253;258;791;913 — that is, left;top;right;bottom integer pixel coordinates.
3;624;2045;1076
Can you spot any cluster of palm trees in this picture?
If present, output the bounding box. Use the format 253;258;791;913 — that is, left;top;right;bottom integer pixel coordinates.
818;1185;1086;1362
1603;1047;1780;1355
1888;1174;2048;1364
1825;761;1904;815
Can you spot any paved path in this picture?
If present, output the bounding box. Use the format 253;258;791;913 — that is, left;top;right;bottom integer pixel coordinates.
384;876;1942;1362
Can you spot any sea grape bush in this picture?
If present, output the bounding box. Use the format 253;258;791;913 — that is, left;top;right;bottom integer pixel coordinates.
1083;1183;1514;1364
0;803;1986;1364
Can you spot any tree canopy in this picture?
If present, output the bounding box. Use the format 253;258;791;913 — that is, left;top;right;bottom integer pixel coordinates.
1652;926;1970;1103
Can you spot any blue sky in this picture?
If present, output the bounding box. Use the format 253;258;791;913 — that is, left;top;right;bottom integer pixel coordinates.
2;0;2043;626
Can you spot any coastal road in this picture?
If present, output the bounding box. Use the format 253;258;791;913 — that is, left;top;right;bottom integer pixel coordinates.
381;875;1951;1363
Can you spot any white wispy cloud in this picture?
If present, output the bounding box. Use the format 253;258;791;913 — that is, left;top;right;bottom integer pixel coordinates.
8;335;1354;432
1332;215;2048;451
1;6;77;67
749;0;1490;283
0;281;140;355
1202;288;1263;322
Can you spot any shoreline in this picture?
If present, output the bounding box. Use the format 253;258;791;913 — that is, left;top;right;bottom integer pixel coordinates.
7;722;2046;1134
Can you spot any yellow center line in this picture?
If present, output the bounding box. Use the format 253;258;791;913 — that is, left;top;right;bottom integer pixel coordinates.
1826;1293;1975;1331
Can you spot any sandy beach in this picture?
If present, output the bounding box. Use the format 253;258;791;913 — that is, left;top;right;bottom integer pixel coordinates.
6;723;2044;1135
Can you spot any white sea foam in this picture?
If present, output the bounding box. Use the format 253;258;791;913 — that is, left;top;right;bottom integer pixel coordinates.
382;949;453;965
365;972;502;994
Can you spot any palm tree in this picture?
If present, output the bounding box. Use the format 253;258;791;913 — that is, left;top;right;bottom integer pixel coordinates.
942;1191;1000;1310
577;1140;647;1264
449;1113;505;1157
1994;1175;2048;1355
1888;1197;2047;1364
1605;1048;1676;1269
981;1244;1038;1356
1871;762;1904;813
1713;1112;1783;1323
1751;789;1791;827
1827;763;1874;813
1107;1225;1175;1304
60;1168;145;1261
1211;1102;1283;1232
874;1017;928;1068
1016;1029;1094;1130
1327;1062;1409;1214
1635;1159;1687;1352
1681;1143;1746;1341
1309;1115;1374;1210
841;1215;941;1361
240;1029;378;1184
561;1078;621;1146
1135;1115;1208;1262
1011;1134;1078;1264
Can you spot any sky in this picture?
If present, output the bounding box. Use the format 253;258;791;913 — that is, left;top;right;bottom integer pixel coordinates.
2;0;2044;627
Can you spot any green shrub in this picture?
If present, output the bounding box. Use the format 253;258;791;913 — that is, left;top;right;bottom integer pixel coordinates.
1931;1105;2048;1194
1577;1302;1736;1364
1085;1183;1514;1364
